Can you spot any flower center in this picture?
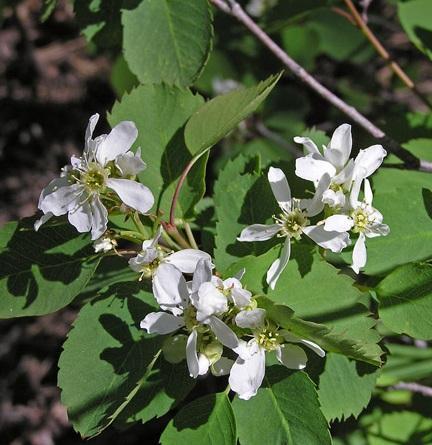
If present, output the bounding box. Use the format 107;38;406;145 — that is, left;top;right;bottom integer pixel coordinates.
256;328;282;351
184;306;199;331
275;209;309;239
139;258;162;280
351;206;373;233
81;163;108;192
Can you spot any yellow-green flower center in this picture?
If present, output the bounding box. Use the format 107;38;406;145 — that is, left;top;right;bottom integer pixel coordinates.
351;207;370;233
81;163;108;192
275;209;309;239
256;327;282;351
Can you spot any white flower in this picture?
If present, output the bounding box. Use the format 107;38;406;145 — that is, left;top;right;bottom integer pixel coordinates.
323;179;389;273
93;235;117;253
140;262;238;378
238;167;350;289
294;124;387;208
35;113;154;240
228;312;325;400
128;228;212;310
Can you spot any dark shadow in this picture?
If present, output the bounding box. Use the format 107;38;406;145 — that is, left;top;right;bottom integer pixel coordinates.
172;393;216;431
291;242;314;277
415;27;432;56
0;217;96;309
422;188;432;220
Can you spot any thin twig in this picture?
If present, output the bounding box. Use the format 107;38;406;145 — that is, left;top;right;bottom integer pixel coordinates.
391;382;432;397
210;0;432;173
254;121;303;158
342;0;432;110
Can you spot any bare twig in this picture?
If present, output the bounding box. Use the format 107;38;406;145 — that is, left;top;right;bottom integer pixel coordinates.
210;0;432;172
391;382;432;397
342;0;432;110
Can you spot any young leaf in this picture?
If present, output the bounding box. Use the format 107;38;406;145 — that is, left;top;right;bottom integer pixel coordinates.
376;262;432;340
232;367;331;445
0;219;100;318
108;84;206;219
160;392;236;445
58;283;162;438
318;353;378;422
122;0;213;87
185;73;281;155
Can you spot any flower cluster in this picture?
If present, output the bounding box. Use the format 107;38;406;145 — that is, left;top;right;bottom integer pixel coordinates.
35;114;154;240
136;250;324;400
238;124;389;288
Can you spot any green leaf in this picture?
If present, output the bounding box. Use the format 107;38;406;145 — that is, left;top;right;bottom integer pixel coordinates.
376;262;432;340
41;0;57;21
232;367;331;445
122;0;213;87
111;55;139;98
260;298;382;366
58;283;162;437
160;392;236;445
0;219;100;319
318;353;378;422
228;245;382;363
398;0;432;60
115;358;195;426
185;73;281;155
363;410;432;445
213;154;277;272
108;84;206;219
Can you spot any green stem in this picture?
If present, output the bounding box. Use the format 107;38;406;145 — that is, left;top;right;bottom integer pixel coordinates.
184;222;198;249
132;212;147;236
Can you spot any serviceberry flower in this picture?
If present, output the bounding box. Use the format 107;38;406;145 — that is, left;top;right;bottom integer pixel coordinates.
93;235;117;253
294;124;387;209
35;113;154;239
228;309;325;400
324;178;389;273
238;167;350;289
140;261;238;378
128;228;211;311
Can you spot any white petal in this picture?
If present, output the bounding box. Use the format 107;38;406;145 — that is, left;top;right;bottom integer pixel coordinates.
186;330;200;378
293;136;320;154
212;357;234;376
295;154;336;184
153;263;189;313
326;123;352;168
282;331;326;358
37;176;70;208
207;316;239;349
235;308;266;329
231;288;252;308
95;121;138;165
34;212;53;231
191;258;213;294
364;179;373;206
350;177;363;207
333;159;354;185
351;232;367;274
276;344;307;369
106;178;154;214
167;249;212;274
303;225;350;252
198;354;211;376
322;189;346;208
268;167;291;212
367;223;390;238
115;148;146;176
195;283;228;322
354;145;387;179
140;312;184;334
89;196;108;240
323;214;354;233
229;345;266;400
84;113;99;150
304;173;331;217
39;184;83;216
68;199;92;233
266;238;291;290
237;224;280;242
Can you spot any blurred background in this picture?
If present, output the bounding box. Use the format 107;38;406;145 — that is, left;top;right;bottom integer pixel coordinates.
1;0;431;443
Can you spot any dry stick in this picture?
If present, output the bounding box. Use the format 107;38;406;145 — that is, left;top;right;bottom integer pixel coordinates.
342;0;432;110
210;0;432;172
391;382;432;398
